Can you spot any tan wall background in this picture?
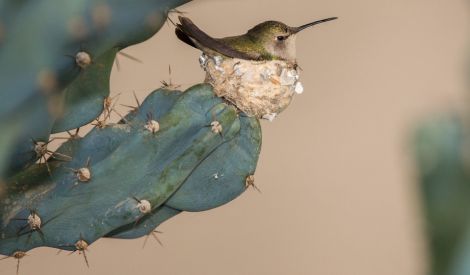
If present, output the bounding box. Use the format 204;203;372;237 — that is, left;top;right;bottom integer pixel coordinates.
1;0;469;274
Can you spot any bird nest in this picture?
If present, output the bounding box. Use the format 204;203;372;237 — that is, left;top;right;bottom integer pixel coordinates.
200;54;303;121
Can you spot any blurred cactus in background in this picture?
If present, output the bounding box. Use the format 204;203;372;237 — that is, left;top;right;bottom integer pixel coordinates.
414;115;470;275
414;51;470;275
0;0;264;265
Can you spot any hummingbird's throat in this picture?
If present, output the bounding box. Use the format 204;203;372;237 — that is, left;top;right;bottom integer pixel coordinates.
200;54;303;120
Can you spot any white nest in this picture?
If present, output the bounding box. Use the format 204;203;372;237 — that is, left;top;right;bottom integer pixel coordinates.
201;54;303;120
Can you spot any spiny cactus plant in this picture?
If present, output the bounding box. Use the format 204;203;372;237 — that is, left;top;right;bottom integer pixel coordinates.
0;0;190;262
414;114;470;275
0;1;320;273
0;83;261;257
0;0;263;267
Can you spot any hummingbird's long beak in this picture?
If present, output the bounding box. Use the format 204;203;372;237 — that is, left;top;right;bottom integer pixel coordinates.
291;17;338;33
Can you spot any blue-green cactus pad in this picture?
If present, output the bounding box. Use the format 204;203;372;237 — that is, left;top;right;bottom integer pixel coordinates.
0;84;262;256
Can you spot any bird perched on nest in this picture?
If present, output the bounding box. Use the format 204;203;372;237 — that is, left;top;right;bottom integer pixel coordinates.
175;16;337;63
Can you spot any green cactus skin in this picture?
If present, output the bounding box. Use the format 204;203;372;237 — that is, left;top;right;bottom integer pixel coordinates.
123;88;183;123
106;206;181;239
0;0;192;179
450;226;470;275
0;84;262;256
165;115;261;212
3;98;54;176
0;123;19;176
51;48;119;133
107;115;261;238
414;114;470;275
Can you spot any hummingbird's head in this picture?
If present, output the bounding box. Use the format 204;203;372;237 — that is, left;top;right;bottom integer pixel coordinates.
247;17;337;62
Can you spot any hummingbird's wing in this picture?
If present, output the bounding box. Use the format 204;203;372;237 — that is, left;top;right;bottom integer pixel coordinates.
175;16;260;60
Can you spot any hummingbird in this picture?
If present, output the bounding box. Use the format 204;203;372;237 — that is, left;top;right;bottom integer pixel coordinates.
175;16;337;63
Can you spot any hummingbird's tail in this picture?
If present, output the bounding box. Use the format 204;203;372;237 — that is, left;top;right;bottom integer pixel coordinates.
175;21;198;49
175;16;260;60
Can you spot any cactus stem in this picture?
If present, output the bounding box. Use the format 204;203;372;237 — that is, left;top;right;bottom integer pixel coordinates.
142;230;163;248
245;175;261;193
75;51;92;69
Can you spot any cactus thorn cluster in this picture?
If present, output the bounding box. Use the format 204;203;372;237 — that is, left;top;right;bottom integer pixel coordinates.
75;51;92;69
210;120;222;134
27;212;41;231
0;251;27;275
145;113;160;134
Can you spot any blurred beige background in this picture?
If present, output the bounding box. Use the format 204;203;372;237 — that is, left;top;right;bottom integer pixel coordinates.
1;0;469;274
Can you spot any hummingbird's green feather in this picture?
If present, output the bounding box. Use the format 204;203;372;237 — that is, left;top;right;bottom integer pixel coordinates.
218;35;276;60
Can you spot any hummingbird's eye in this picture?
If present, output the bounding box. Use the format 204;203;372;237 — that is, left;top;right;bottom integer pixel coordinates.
276;35;288;41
